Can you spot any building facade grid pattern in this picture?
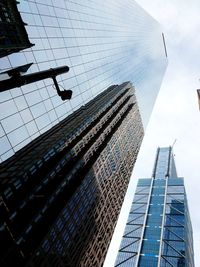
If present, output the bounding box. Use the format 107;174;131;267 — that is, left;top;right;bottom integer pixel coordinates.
115;147;194;267
0;82;144;267
0;0;167;162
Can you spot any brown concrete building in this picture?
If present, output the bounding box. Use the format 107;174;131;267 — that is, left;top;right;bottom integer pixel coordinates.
0;82;144;267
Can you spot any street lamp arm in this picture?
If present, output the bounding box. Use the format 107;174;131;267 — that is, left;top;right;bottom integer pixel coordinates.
0;65;71;101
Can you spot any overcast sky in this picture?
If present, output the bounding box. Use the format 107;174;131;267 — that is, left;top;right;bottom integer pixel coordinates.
104;0;200;266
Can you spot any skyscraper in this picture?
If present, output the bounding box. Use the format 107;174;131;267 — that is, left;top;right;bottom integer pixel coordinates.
0;82;143;266
115;147;194;267
0;0;34;58
0;1;167;266
0;0;167;163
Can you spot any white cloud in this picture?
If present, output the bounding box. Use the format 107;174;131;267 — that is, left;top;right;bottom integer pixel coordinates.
104;0;200;266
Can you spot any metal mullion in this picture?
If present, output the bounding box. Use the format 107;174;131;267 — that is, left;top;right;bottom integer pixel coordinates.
162;254;184;259
166;215;184;227
163;239;184;242
135;186;149;195
164;225;183;229
115;253;137;267
135;177;154;266
123;235;141;239
133;194;148;203
157;177;168;266
164;227;185;242
119;238;140;252
161;255;177;267
127;213;144;225
123;225;142;238
166;203;184;215
163;239;186;258
157;147;172;266
166;194;184;204
130;203;147;213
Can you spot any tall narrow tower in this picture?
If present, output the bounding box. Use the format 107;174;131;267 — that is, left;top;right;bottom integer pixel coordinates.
0;1;167;266
0;82;144;267
115;147;194;267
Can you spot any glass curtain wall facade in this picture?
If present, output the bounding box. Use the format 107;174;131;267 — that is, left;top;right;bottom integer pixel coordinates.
0;0;167;163
0;82;144;267
115;147;194;267
0;1;168;266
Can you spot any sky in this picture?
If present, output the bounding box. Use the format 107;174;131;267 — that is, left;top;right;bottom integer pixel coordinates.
104;0;200;266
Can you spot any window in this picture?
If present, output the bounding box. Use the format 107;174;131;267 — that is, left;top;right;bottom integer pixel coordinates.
0;0;34;58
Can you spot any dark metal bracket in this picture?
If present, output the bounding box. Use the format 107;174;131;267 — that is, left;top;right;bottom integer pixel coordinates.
0;63;72;101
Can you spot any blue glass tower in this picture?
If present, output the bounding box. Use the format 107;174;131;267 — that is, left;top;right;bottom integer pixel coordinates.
115;147;194;267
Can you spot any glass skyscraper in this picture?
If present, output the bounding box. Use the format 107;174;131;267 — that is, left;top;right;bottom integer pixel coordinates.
0;0;167;163
0;1;167;266
115;147;194;267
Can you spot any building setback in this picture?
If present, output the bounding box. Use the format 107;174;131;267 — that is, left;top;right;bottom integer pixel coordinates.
115;147;194;267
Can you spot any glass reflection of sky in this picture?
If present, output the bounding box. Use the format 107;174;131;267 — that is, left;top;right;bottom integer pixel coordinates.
0;0;167;162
